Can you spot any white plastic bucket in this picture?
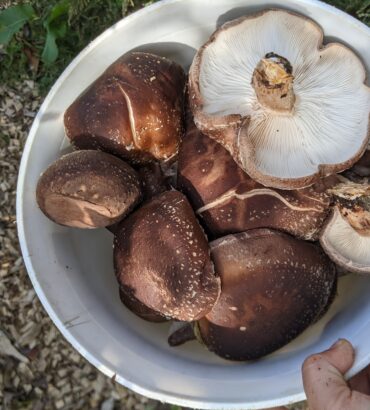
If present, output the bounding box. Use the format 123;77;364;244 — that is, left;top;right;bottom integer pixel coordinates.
17;1;370;408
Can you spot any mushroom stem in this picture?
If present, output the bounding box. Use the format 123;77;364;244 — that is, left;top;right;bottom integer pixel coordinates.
329;182;370;236
252;52;295;113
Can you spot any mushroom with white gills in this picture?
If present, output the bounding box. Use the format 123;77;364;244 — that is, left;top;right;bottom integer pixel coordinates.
189;9;370;189
194;229;337;361
178;112;338;240
320;182;370;275
114;190;221;322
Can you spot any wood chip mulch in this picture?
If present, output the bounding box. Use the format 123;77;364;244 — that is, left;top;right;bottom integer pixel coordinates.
0;80;306;410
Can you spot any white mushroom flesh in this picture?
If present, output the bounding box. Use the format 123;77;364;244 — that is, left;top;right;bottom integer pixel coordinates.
199;10;370;180
321;207;370;273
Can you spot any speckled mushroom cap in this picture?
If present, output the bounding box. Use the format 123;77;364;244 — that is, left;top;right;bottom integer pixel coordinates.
197;229;336;361
189;9;370;189
178;114;337;240
320;182;370;274
114;190;221;321
36;150;142;228
64;52;186;164
118;288;167;323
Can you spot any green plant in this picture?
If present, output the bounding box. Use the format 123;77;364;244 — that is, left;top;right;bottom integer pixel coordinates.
0;0;154;93
326;0;370;25
0;0;368;95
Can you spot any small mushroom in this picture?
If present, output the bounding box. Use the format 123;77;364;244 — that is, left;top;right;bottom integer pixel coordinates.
137;162;168;200
64;52;186;164
119;288;167;323
114;190;221;321
178;114;337;240
189;9;370;189
320;182;370;274
343;145;370;182
195;229;336;361
36;150;142;228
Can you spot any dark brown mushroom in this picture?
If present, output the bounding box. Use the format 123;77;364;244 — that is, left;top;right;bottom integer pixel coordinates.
114;190;220;321
36;150;142;228
64;52;186;165
195;229;336;361
137;162;168;200
178;115;337;240
343;146;370;182
119;288;167;323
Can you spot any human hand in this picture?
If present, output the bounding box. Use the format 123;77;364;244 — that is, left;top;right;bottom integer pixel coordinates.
267;339;370;410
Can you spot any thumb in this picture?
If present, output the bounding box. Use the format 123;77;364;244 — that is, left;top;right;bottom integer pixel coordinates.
302;339;362;410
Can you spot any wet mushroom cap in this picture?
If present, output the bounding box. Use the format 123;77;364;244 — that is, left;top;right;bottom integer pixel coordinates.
114;190;220;321
118;288;167;323
320;183;370;274
189;9;370;189
178;114;336;240
64;51;186;164
197;229;336;361
36;150;142;228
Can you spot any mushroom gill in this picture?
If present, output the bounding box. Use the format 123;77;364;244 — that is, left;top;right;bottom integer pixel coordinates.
320;182;370;274
189;9;370;189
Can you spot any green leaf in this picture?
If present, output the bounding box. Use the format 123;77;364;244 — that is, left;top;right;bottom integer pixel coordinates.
0;4;35;45
41;30;58;64
41;1;70;64
45;0;70;25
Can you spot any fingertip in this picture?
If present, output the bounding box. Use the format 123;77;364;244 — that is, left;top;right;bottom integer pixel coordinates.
324;338;355;373
329;338;353;353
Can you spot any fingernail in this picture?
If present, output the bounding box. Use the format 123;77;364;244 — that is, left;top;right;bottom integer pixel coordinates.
330;338;347;350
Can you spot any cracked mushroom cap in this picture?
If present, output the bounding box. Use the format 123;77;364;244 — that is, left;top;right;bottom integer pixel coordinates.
196;229;337;361
178;114;337;240
64;52;186;165
36;150;142;228
320;182;370;274
189;9;370;189
114;190;220;321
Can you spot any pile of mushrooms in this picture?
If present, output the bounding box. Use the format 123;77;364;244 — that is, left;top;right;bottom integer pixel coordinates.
36;9;370;361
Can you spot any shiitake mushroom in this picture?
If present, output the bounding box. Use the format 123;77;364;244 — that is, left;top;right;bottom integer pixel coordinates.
64;52;186;165
119;288;167;323
137;162;168;200
189;9;370;189
320;182;370;274
169;229;337;361
114;190;221;321
36;150;142;228
199;229;337;360
178;114;337;240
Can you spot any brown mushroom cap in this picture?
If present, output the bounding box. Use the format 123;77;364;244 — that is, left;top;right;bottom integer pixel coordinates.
118;288;167;323
189;9;370;189
114;190;220;321
36;150;142;228
64;52;186;164
178;115;337;240
196;229;336;361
